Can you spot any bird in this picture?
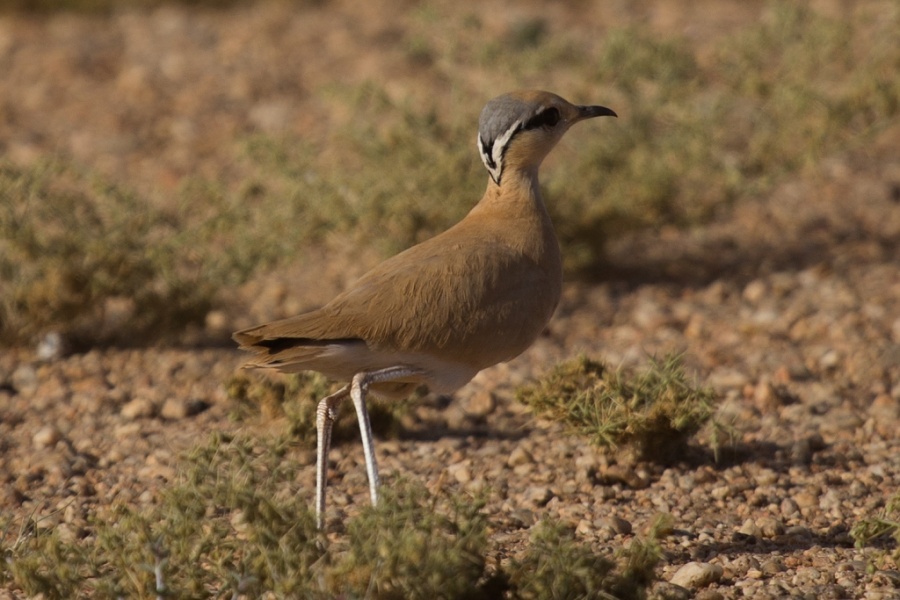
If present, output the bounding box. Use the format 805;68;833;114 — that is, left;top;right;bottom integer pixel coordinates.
233;90;616;528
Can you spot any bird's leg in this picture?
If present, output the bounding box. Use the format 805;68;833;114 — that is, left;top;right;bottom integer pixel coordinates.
315;385;350;529
350;366;425;507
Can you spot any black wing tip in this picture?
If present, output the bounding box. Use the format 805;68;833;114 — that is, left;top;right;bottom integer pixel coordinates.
233;333;365;355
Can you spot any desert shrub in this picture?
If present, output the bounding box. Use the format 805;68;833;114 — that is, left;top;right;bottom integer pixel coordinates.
517;355;718;462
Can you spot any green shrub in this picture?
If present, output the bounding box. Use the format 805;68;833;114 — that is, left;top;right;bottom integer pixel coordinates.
852;490;900;570
517;355;718;462
507;518;663;600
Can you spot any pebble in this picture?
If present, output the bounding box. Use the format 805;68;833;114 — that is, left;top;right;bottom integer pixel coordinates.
160;398;208;419
204;310;229;333
757;517;785;537
601;464;648;488
742;279;768;304
121;397;156;419
597;515;633;535
460;390;496;417
523;485;553;506
711;485;730;500
161;398;190;419
11;364;38;396
695;590;725;600
793;491;819;510
653;582;692;599
447;462;472;484
32;425;61;449
36;332;67;361
507;446;534;467
754;468;779;486
784;525;813;538
508;508;536;528
780;497;801;517
738;518;761;538
114;422;142;440
761;559;785;575
670;562;723;588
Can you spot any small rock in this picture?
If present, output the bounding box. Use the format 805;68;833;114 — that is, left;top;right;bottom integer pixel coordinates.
670;562;723;588
695;590;725;600
739;518;761;538
56;523;76;544
160;398;209;420
784;525;812;538
507;446;534;467
114;422;142;440
161;398;190;419
745;568;763;579
752;380;779;411
742;279;767;304
465;477;485;494
523;485;553;506
121;397;156;419
652;581;692;600
32;425;61;449
761;559;785;575
601;464;648;488
204;310;229;333
757;517;785;538
754;468;779;486
632;297;667;329
818;349;841;370
727;557;762;577
448;462;472;484
711;485;730;500
461;390;495;417
598;515;633;535
781;497;801;517
574;451;600;471
794;566;822;585
575;519;592;536
36;331;68;361
11;364;38;396
793;490;819;510
871;569;900;586
509;508;536;528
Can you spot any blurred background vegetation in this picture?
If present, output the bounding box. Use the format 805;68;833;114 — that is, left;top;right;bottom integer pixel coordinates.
1;0;897;346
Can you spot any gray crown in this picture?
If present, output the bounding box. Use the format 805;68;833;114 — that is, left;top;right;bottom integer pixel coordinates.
477;94;540;184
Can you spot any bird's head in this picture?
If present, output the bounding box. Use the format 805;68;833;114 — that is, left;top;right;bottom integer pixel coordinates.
477;90;616;185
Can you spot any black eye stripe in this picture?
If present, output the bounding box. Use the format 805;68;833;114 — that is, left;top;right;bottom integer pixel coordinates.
523;107;560;130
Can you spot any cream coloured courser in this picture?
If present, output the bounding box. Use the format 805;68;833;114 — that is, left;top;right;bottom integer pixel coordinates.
234;90;616;528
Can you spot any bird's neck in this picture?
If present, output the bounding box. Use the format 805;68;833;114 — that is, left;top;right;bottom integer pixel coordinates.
476;167;545;217
465;167;560;269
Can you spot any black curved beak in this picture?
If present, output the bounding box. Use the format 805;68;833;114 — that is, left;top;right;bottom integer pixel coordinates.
578;105;617;120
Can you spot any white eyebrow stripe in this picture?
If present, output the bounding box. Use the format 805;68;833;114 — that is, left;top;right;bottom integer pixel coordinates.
480;118;522;185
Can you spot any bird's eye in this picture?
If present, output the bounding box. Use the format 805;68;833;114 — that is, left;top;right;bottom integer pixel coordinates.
525;107;561;130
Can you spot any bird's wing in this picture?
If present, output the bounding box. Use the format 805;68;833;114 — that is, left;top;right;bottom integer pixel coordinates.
234;227;555;370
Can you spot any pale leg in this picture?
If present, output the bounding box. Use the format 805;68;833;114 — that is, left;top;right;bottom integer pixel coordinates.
315;385;349;529
350;366;424;507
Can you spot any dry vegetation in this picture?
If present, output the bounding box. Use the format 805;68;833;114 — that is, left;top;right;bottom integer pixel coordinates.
517;355;720;463
0;432;662;598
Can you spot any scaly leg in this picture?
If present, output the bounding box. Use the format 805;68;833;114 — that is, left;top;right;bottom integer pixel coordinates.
315;385;350;529
350;366;424;507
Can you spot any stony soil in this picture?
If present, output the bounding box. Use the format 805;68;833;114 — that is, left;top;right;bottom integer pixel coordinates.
1;1;899;598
